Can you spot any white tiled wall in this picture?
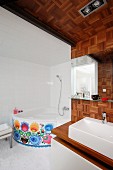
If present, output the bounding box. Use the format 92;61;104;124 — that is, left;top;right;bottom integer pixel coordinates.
0;57;71;124
0;56;51;124
0;7;71;125
0;7;70;66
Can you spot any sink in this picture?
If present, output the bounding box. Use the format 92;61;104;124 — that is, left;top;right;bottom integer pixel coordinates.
68;117;113;159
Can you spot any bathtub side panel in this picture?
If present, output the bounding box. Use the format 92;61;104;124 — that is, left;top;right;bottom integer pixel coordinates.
12;115;56;147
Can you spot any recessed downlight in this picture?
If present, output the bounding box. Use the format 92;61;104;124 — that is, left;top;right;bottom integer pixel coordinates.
79;0;107;17
93;0;101;7
83;6;92;14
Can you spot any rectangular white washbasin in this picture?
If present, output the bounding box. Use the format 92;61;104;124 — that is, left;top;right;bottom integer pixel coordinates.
68;117;113;159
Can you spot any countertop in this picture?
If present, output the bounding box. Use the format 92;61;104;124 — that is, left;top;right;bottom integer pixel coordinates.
71;97;113;102
52;121;113;169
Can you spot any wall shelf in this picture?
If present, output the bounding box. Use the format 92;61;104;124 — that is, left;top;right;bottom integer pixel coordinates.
71;97;113;103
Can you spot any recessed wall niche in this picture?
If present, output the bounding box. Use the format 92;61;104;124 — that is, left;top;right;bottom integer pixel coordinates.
71;48;113;100
71;55;98;99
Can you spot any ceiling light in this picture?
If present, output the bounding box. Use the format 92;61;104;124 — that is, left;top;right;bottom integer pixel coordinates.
83;6;92;14
93;0;101;7
79;0;107;17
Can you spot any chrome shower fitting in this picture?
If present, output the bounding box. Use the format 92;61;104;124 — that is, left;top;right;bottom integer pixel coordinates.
62;106;69;111
56;75;62;82
62;106;69;116
56;75;63;116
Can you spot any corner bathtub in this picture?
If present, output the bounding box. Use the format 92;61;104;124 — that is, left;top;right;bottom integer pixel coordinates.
12;108;58;148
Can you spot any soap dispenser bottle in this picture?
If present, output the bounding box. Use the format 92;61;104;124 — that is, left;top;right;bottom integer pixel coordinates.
13;108;18;114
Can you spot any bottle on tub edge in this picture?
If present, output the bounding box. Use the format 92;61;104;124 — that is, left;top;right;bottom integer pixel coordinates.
13;107;18;114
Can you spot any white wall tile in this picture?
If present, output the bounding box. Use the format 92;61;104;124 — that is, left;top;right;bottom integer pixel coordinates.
0;7;70;66
0;57;51;124
0;7;71;125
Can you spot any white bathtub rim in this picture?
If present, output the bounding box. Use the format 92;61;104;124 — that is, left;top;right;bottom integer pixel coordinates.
14;107;58;118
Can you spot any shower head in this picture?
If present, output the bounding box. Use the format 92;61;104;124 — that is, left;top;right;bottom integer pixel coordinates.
56;75;62;82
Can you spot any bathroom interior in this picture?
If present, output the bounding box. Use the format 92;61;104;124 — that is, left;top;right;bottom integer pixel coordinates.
0;0;113;170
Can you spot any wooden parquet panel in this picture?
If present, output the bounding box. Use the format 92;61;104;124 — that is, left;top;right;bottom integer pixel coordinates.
71;99;113;123
71;27;113;58
12;0;113;44
98;61;113;100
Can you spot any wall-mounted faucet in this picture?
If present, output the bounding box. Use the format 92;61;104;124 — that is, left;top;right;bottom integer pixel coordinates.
63;106;69;111
62;106;69;115
102;112;107;124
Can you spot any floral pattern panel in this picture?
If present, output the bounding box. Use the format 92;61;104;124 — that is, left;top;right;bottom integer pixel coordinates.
13;119;55;147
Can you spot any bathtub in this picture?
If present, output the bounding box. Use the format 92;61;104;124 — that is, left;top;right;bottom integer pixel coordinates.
12;108;59;148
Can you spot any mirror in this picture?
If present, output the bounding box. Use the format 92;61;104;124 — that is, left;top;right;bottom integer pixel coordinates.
71;48;113;100
71;55;98;99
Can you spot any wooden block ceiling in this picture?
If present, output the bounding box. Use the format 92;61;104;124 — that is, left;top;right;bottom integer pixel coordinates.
91;48;113;62
2;0;113;47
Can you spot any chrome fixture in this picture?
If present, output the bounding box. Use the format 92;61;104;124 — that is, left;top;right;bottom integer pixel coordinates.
62;106;69;116
93;0;101;7
63;106;69;111
83;6;92;15
56;75;63;116
102;112;107;124
56;75;62;82
79;0;107;17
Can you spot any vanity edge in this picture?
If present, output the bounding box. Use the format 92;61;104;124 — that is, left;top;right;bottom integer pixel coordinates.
52;121;113;169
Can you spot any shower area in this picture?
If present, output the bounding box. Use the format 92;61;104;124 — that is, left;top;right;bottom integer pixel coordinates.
56;75;69;116
50;61;71;123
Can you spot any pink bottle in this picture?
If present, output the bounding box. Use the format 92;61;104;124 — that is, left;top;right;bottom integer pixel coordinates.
13;108;18;114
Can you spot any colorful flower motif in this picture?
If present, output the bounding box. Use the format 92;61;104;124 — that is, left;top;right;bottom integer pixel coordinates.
40;124;44;127
19;130;24;135
38;129;45;137
43;134;52;144
21;136;29;144
30;135;41;145
45;124;53;132
14;131;20;141
30;122;39;132
21;122;29;132
14;120;20;130
26;132;31;137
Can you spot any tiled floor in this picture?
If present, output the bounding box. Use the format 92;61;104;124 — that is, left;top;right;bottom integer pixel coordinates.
0;139;51;170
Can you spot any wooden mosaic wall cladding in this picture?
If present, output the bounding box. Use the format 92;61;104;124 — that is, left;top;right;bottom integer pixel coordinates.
71;27;113;58
98;61;113;100
71;99;113;123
